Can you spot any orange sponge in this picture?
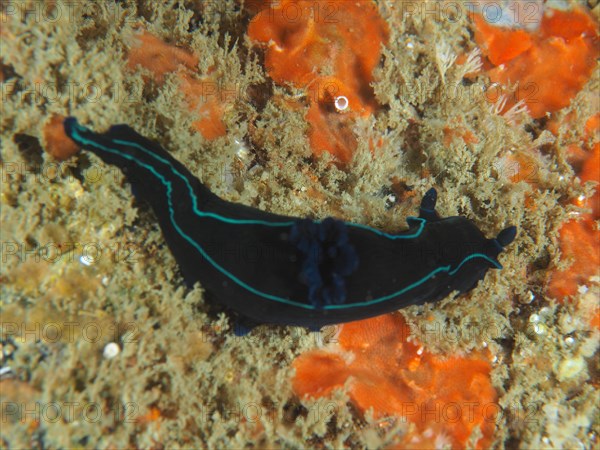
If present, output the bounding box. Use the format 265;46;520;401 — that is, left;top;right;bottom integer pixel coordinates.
293;313;498;448
474;7;598;118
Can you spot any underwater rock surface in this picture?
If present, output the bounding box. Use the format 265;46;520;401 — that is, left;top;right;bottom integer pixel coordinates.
1;1;598;448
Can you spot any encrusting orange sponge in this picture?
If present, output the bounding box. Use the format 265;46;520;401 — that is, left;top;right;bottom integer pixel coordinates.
547;141;600;302
473;15;533;66
126;30;199;84
42;113;80;160
247;0;387;110
293;313;498;449
474;6;598;118
248;0;388;162
126;30;226;140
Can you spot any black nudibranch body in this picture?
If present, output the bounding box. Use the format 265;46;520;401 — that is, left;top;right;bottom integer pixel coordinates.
64;117;517;329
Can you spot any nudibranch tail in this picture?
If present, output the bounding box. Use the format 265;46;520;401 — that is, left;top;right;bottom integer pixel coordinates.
63;117;217;210
62;117;516;329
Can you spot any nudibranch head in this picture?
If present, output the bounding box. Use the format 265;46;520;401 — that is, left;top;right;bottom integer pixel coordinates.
429;216;517;297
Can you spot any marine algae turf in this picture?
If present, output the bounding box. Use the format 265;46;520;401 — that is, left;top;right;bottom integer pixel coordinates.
1;1;598;448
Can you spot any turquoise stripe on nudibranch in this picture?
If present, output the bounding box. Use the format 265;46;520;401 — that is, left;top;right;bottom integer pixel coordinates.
62;117;516;329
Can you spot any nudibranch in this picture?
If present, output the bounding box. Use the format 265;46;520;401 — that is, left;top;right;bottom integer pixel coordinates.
63;118;516;329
